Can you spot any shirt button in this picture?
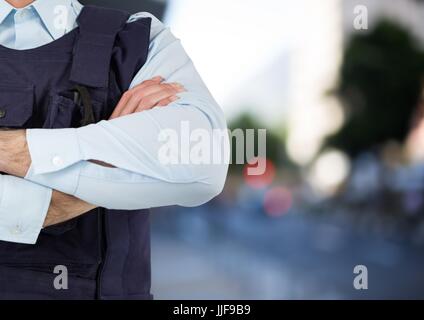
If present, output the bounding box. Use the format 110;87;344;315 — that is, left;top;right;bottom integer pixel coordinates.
15;11;23;20
15;9;29;21
52;155;64;167
0;109;6;119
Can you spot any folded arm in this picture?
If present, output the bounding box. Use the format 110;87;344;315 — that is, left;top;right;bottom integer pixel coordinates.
0;13;229;244
0;75;185;242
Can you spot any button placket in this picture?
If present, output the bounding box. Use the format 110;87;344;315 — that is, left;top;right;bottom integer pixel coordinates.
14;10;24;23
15;8;31;21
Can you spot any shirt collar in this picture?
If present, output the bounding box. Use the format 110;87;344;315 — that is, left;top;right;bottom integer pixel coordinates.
0;1;15;25
32;0;82;39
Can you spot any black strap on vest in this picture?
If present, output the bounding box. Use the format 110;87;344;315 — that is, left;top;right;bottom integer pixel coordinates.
74;85;95;126
70;6;130;88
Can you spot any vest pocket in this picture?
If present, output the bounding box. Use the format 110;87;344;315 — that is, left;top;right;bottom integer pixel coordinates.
42;92;103;129
0;84;34;128
41;94;82;236
42;94;80;129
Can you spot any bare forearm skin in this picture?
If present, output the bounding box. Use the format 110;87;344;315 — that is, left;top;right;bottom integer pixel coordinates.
0;130;31;178
45;191;97;227
0;129;96;227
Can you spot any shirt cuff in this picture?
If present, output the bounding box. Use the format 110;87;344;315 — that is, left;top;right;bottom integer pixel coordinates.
25;162;82;196
26;128;82;175
0;175;52;244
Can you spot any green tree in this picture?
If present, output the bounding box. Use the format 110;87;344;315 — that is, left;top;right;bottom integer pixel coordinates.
228;113;290;173
327;19;424;155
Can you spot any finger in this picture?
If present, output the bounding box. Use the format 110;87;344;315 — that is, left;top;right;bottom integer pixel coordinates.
155;96;180;107
155;95;180;107
109;77;163;119
112;82;184;118
118;93;146;117
120;83;183;116
135;87;185;112
109;91;132;119
131;82;183;100
130;76;164;91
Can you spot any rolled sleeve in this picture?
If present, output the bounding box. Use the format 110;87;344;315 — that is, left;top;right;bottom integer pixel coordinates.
0;175;52;244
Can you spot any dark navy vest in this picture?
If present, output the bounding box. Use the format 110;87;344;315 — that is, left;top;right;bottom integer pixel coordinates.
0;6;152;300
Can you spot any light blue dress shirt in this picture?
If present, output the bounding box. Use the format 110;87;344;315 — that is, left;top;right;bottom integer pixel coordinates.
0;0;229;244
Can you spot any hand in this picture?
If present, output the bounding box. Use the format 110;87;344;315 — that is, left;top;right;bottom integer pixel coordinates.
94;77;185;168
109;76;185;120
43;77;187;226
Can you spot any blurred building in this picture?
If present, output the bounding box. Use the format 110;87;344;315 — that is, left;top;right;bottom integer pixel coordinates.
342;0;424;44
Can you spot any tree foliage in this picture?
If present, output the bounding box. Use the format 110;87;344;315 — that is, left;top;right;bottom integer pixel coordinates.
327;19;424;155
228;113;288;172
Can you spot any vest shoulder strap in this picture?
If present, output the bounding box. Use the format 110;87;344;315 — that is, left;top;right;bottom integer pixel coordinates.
70;5;130;88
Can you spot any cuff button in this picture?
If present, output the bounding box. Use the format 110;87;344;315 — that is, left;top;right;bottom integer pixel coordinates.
52;155;64;167
11;225;22;235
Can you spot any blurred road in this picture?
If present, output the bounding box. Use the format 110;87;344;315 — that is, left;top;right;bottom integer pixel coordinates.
151;203;424;299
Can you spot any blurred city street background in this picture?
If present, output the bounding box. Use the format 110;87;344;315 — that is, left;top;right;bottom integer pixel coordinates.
84;0;424;299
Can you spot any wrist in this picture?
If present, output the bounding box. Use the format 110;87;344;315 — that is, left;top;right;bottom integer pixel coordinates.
0;130;31;177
